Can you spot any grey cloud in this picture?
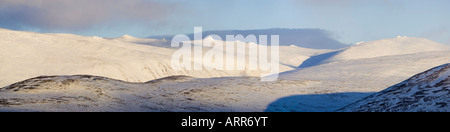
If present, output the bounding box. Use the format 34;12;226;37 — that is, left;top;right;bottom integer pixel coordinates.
0;0;179;30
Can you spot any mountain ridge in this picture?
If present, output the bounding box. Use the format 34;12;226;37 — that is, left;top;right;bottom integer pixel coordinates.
149;28;349;49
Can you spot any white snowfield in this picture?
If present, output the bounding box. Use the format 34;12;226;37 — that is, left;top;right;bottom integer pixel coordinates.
0;28;449;112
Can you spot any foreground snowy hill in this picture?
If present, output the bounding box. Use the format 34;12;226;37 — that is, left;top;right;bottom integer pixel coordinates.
339;64;450;112
0;75;316;112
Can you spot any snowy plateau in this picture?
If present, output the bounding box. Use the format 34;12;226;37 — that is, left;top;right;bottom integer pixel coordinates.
0;28;449;112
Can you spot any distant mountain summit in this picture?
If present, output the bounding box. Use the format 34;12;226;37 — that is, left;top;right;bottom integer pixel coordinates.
299;37;450;68
330;37;450;61
149;28;348;49
339;63;450;112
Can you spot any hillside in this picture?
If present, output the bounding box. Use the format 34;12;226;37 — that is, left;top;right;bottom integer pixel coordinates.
339;64;450;112
0;75;314;112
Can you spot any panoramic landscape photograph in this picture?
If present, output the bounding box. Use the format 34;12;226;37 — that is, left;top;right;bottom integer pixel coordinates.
0;0;449;112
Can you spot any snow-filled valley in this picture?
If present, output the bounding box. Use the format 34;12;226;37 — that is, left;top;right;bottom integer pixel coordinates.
0;28;449;112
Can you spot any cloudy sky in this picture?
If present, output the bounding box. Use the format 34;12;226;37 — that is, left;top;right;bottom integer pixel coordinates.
0;0;449;44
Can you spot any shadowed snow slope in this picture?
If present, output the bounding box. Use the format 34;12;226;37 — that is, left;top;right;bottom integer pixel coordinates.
339;64;450;112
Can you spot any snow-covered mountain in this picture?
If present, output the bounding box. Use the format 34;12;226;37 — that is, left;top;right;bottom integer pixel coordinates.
0;28;325;87
332;37;449;61
149;28;349;49
299;37;450;68
339;63;450;112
